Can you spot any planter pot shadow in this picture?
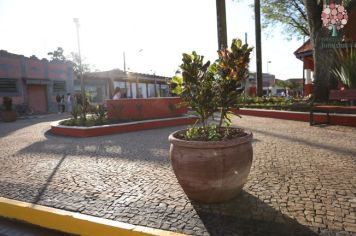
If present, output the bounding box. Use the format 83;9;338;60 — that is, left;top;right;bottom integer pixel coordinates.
168;130;253;203
1;110;17;122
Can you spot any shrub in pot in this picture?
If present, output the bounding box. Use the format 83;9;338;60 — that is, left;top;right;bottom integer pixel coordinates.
169;39;253;203
1;96;17;122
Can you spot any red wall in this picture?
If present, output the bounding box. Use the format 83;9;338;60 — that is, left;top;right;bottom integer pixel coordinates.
25;59;45;79
233;108;356;127
51;116;197;137
0;96;23;105
107;97;187;120
344;8;356;41
48;63;67;79
0;57;21;78
304;84;313;96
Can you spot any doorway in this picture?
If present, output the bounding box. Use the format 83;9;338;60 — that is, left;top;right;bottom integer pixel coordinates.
27;85;48;113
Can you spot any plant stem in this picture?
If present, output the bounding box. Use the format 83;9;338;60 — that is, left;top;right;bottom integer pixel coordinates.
219;107;225;129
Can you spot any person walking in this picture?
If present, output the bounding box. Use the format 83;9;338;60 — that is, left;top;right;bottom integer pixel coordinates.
56;94;61;114
60;95;65;113
66;93;72;113
113;87;121;100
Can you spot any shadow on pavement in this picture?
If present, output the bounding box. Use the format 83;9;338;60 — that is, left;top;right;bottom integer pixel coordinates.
0;114;69;138
16;126;182;165
32;154;68;204
192;191;318;236
246;127;356;157
0;216;76;236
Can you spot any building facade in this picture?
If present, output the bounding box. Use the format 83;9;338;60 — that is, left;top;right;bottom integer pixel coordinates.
245;73;276;96
80;69;171;103
0;50;74;113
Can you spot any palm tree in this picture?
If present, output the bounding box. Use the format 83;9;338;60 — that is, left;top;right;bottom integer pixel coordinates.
216;0;228;49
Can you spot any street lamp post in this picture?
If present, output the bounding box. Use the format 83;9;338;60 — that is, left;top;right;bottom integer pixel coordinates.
123;49;144;98
73;18;86;120
73;18;84;102
267;61;272;74
123;49;144;73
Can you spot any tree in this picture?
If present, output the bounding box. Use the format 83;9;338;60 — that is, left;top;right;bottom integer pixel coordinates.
255;0;263;97
276;79;302;96
260;0;309;39
234;0;263;96
303;0;354;101
216;0;228;49
47;47;66;61
67;52;92;79
259;0;353;101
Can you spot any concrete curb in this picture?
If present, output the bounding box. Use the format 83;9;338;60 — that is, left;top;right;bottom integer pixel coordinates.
233;108;356;127
0;197;185;236
50;116;198;137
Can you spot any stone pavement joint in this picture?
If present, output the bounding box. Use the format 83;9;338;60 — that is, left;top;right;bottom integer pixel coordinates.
0;114;355;235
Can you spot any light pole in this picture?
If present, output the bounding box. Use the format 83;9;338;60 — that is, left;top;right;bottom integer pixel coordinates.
123;49;144;98
267;61;272;74
123;49;144;73
73;18;84;101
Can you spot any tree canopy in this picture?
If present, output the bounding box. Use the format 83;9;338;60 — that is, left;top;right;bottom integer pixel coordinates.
47;47;66;61
260;0;309;40
67;52;92;78
47;47;95;78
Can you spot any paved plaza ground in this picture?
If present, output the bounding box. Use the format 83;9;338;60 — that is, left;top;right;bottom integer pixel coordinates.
0;114;355;236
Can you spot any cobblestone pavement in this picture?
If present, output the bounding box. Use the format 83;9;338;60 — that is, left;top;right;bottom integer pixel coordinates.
0;114;355;236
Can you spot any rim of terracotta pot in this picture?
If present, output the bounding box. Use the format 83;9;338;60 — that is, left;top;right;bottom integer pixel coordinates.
169;129;253;149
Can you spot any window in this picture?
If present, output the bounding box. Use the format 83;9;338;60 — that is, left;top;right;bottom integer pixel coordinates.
138;83;147;98
148;84;155;97
53;81;66;92
161;84;169;97
125;82;131;97
0;79;17;93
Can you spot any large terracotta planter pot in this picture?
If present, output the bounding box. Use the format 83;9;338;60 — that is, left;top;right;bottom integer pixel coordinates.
169;130;253;203
1;110;17;122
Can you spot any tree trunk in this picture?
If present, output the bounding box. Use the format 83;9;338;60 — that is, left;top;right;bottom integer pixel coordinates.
255;0;263;97
313;44;336;101
216;0;228;49
304;0;336;101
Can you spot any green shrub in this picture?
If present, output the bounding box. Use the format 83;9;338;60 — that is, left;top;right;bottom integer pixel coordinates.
171;39;253;141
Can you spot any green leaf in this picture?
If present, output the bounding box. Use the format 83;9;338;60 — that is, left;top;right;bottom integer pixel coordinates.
171;86;183;95
172;76;183;85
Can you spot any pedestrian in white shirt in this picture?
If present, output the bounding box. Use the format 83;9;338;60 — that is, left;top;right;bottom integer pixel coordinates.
113;87;121;100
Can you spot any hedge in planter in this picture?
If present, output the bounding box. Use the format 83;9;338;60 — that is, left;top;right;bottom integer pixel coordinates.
168;39;254;203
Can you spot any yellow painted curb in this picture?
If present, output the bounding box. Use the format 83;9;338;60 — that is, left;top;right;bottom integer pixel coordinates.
0;197;186;236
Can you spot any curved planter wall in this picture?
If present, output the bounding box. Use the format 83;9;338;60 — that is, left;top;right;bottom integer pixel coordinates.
51;116;197;138
107;97;187;121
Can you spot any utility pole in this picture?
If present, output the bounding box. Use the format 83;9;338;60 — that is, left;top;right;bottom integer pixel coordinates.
123;51;126;73
216;0;228;49
73;18;86;120
254;0;263;97
73;18;84;99
267;61;271;74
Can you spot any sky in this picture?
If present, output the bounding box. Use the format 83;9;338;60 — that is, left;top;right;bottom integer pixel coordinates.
0;0;304;80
